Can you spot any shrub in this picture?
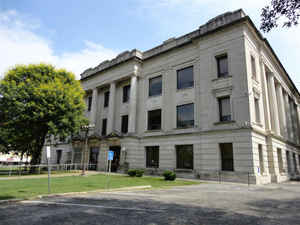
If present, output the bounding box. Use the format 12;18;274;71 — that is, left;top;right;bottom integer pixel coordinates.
128;169;136;177
136;169;144;177
163;170;176;181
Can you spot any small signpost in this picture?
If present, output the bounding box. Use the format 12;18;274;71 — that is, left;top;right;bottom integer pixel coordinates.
46;146;51;194
106;150;114;190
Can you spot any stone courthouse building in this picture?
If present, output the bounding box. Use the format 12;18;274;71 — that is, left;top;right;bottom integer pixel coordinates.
43;9;300;184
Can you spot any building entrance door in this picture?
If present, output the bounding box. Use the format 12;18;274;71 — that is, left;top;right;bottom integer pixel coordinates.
89;147;99;170
109;146;121;172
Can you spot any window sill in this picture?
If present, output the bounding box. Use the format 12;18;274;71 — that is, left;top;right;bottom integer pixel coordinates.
174;126;195;130
214;120;235;125
148;94;162;99
211;75;232;82
176;86;194;92
220;170;235;173
145;129;162;133
175;169;193;173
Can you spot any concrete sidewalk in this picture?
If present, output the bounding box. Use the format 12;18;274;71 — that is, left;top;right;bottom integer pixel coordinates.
1;182;300;225
0;171;101;180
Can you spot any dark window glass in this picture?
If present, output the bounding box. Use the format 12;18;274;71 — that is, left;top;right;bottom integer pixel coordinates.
176;145;193;169
293;153;297;171
220;143;234;171
216;55;228;77
146;146;159;168
286;151;291;173
148;109;161;130
177;66;194;89
149;76;162;97
102;119;107;136
121;115;128;134
177;103;194;128
56;150;62;164
87;96;92;111
251;56;256;79
123;85;130;103
104;91;109;107
255;98;260;123
73;148;82;164
89;148;99;170
219;97;231;122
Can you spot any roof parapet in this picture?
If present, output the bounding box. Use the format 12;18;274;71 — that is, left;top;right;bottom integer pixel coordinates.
80;9;245;79
80;49;143;79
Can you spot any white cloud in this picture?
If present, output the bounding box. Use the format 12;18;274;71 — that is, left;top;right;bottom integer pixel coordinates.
0;10;117;79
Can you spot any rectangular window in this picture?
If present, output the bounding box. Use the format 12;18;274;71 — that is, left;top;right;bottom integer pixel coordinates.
101;118;107;136
216;55;228;77
286;151;291;173
148;109;161;130
258;144;264;174
293;153;297;172
104;91;109;108
220;143;234;171
277;148;284;173
255;98;260;123
251;55;257;79
149;76;162;97
73;148;82;164
176;145;193;169
87;96;92;111
177;66;194;89
146;146;159;168
56;150;62;164
218;97;231;122
121;115;128;134
123;85;130;103
177;103;194;128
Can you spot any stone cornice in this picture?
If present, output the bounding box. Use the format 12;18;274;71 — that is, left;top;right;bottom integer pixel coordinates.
80;9;246;80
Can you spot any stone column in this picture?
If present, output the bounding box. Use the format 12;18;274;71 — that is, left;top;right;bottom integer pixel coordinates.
275;85;285;137
284;94;293;141
128;75;138;133
267;73;280;134
107;82;116;134
90;88;98;125
296;105;300;143
260;62;272;131
278;87;288;139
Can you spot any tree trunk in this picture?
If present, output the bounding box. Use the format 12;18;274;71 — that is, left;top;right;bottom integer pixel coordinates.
30;131;48;173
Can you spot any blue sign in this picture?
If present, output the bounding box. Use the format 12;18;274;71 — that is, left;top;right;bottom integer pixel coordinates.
108;151;114;161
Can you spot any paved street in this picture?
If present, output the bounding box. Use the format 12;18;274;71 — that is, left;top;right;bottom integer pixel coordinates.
1;181;300;225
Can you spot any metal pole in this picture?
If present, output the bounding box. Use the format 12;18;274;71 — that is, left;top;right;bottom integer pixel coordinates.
47;158;51;194
248;172;250;188
82;129;88;176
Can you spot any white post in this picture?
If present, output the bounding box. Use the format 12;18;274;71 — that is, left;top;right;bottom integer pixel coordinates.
46;146;51;194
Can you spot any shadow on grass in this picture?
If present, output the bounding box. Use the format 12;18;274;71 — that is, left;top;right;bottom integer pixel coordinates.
0;195;15;200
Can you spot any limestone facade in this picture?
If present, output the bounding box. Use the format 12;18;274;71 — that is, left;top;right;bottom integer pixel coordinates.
42;9;300;184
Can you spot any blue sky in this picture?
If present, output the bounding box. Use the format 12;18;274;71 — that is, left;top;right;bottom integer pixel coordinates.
0;0;299;89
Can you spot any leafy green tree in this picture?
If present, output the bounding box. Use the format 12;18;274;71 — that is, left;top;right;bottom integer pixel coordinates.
0;64;87;165
261;0;300;32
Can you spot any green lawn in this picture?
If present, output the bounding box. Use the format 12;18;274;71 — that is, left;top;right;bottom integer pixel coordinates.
0;174;199;200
